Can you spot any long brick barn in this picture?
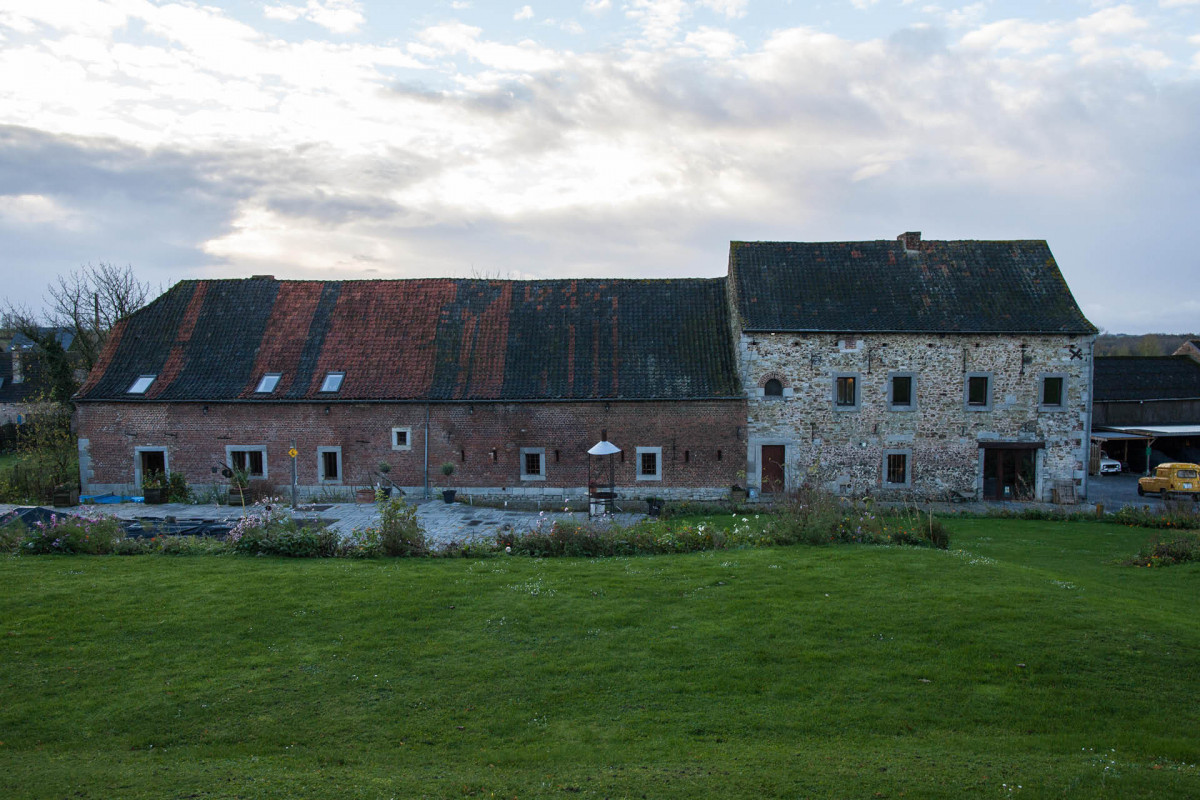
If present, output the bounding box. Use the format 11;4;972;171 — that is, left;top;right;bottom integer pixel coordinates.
74;233;1097;503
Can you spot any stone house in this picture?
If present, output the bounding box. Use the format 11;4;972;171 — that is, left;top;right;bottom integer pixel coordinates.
727;233;1096;502
73;278;746;500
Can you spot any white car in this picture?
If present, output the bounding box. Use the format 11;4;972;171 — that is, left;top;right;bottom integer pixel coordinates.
1099;453;1122;474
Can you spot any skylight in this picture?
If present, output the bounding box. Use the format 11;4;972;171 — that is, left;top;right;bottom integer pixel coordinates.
320;372;344;393
127;375;155;394
255;373;282;393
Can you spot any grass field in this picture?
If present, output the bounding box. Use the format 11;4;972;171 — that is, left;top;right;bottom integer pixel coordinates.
0;518;1197;798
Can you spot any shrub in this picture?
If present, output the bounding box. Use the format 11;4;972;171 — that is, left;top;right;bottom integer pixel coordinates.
376;493;427;557
228;498;339;557
1127;531;1200;567
166;471;192;503
1112;504;1200;530
18;509;122;554
0;518;24;554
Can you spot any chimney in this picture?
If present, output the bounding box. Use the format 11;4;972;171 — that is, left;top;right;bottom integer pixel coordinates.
898;231;921;254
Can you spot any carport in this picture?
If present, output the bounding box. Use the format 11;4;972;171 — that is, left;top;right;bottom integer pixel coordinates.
1093;424;1200;474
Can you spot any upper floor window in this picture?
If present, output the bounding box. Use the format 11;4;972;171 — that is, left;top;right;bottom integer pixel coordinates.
127;375;155;394
255;373;281;393
320;372;344;393
1040;375;1066;410
834;373;860;411
391;427;412;451
965;373;992;411
888;373;916;411
764;378;783;398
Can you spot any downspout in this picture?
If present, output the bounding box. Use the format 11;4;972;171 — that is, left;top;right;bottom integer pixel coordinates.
423;403;430;499
1080;336;1094;501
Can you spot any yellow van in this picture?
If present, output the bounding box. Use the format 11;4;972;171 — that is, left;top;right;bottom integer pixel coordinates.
1137;463;1200;501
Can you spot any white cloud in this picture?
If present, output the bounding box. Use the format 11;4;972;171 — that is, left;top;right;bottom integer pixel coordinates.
263;1;364;35
625;0;689;45
683;27;742;58
583;0;611;13
514;6;534;21
451;1;472;8
0;194;87;230
697;0;748;19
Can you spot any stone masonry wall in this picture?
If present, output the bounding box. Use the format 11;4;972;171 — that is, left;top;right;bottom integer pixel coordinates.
75;399;747;501
737;332;1094;500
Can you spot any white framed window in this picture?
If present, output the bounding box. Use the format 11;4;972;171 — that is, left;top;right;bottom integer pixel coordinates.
883;449;912;488
888;372;917;411
320;372;344;393
833;372;861;411
317;446;342;483
391;427;412;451
127;375;155;394
1039;374;1067;411
520;447;546;480
133;447;168;489
255;373;282;394
636;446;662;481
965;372;993;411
226;445;268;480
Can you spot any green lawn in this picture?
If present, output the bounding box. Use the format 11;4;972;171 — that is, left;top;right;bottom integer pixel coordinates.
0;519;1197;798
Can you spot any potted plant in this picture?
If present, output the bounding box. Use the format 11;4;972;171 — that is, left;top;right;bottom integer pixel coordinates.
142;470;168;504
355;484;377;503
52;483;79;508
441;462;456;504
376;461;394;498
645;496;664;517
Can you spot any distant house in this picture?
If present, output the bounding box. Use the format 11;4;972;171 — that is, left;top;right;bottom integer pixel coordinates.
0;327;75;425
728;233;1096;502
75;233;1096;503
1174;339;1200;363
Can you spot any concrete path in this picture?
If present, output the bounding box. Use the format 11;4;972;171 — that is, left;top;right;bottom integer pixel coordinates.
0;497;646;547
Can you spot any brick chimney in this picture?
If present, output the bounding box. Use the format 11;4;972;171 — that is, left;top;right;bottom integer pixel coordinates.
898;231;921;254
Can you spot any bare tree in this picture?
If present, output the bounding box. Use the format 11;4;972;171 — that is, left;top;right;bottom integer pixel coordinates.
3;262;150;401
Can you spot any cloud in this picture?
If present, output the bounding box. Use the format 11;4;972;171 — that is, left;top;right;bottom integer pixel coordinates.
514;5;534;21
625;0;690;45
0;194;87;230
583;0;612;13
697;0;748;19
263;1;365;35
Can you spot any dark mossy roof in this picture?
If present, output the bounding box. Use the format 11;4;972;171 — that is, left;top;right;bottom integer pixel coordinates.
1094;356;1200;402
76;277;743;403
729;238;1095;334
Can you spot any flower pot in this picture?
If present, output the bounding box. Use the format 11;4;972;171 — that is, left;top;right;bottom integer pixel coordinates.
356;488;377;503
442;489;457;504
228;487;249;505
143;487;167;505
53;487;79;508
646;499;663;517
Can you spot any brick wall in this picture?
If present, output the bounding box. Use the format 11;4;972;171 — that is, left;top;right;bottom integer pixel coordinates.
735;332;1094;500
75;399;747;500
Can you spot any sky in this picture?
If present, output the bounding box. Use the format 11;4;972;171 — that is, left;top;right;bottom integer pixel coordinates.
1;1;1198;334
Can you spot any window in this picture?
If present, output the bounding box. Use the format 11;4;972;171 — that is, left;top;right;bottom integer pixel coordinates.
764;378;783;398
834;373;860;411
636;446;662;481
227;445;267;479
134;447;168;488
883;450;911;487
391;427;412;451
888;373;916;411
255;373;281;393
520;447;546;480
965;373;992;411
320;372;344;392
1040;375;1066;410
317;447;342;483
127;375;155;394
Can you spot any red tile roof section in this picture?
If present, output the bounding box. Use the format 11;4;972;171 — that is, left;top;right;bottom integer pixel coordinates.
245;281;325;398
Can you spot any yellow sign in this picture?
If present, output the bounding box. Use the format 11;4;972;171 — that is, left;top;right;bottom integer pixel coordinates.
288;448;298;458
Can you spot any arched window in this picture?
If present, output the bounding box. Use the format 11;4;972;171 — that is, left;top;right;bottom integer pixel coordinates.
764;378;783;397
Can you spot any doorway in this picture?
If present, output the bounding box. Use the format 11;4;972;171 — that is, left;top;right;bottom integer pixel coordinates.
982;447;1037;500
761;445;785;493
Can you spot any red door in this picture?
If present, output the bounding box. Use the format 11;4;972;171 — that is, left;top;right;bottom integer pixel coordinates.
761;445;785;493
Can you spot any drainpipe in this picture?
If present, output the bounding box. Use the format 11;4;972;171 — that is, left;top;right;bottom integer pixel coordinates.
423;403;430;499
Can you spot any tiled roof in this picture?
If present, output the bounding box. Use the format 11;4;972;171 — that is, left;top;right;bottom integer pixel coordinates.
729;237;1095;334
1094;356;1200;402
76;278;743;402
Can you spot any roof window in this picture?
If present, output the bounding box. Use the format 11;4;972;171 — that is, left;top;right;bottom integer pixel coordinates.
255;373;282;394
320;372;344;393
127;375;155;394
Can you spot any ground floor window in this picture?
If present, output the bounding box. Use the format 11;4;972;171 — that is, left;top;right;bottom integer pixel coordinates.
520;447;546;480
134;447;168;487
227;446;267;479
317;447;342;483
636;446;662;481
883;450;911;487
391;427;412;451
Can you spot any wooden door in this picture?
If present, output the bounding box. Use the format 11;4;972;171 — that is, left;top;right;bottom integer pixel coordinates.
761;445;785;493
